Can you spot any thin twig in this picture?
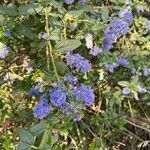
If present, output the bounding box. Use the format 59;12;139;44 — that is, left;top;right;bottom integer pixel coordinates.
45;8;59;81
125;119;150;133
124;128;144;142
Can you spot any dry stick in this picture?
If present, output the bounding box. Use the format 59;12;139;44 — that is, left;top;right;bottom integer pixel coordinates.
124;128;144;142
31;145;38;149
62;20;67;40
136;101;150;121
125;119;150;133
69;135;78;150
112;126;144;142
75;122;87;150
127;116;150;129
2;53;25;71
81;120;97;138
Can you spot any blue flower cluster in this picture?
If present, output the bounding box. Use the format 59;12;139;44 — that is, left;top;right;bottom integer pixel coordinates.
117;57;129;67
67;52;91;73
102;18;129;51
122;84;147;95
106;57;129;73
0;42;9;58
106;63;119;73
142;68;150;77
71;84;95;106
65;73;78;85
3;30;11;37
31;70;95;120
90;46;103;56
119;9;133;24
28;87;40;96
33;82;95;120
49;87;67;107
60;103;84;121
33;94;52;119
101;7;133;51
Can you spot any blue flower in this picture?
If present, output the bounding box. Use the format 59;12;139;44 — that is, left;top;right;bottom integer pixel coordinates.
65;73;78;85
119;9;133;23
106;63;119;73
60;103;83;121
38;32;50;40
137;85;147;93
28;87;40;96
50;87;67;107
74;113;82;121
125;0;132;6
105;18;129;37
71;84;95;106
137;6;144;12
67;52;91;73
79;0;86;4
146;20;150;31
33;94;52;119
102;19;129;51
90;46;103;56
130;68;136;74
0;42;9;58
142;68;150;77
117;57;129;67
3;30;11;37
61;103;83;115
123;87;130;95
64;0;74;4
102;38;114;51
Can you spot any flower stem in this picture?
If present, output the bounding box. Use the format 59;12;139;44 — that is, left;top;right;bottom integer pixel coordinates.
45;7;59;81
31;145;38;149
39;124;49;148
62;20;67;40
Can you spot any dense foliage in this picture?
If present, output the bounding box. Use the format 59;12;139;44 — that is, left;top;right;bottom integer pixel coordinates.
0;0;150;149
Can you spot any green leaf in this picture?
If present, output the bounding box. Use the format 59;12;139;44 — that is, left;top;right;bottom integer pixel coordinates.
109;0;125;4
51;132;59;146
47;113;62;125
17;143;31;150
118;81;129;87
16;110;33;122
0;5;17;16
18;3;42;16
16;24;34;39
131;76;139;85
30;122;46;136
101;6;109;22
18;129;34;145
39;144;51;150
66;10;84;18
55;59;69;75
50;29;61;41
55;39;81;52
